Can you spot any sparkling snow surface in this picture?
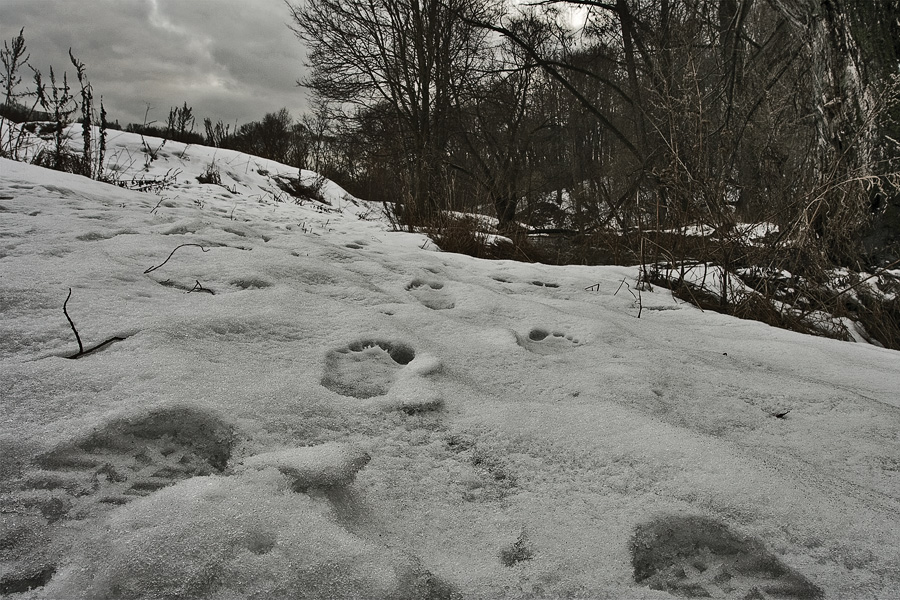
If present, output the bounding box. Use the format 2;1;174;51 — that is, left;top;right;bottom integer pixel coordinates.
1;130;899;599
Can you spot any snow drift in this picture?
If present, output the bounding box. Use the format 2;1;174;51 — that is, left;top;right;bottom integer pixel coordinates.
1;129;899;598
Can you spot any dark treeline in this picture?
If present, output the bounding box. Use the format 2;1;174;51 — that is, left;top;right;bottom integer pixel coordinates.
283;0;899;268
203;107;320;174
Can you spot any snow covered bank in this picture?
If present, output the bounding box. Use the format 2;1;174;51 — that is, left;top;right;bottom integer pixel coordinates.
1;135;899;598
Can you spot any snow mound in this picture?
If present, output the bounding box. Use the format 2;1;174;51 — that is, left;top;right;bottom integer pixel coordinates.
237;443;371;491
41;470;454;600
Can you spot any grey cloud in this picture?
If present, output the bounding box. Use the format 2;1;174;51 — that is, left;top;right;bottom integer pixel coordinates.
3;0;309;128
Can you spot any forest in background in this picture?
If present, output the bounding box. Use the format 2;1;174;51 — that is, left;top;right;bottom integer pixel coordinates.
287;0;900;263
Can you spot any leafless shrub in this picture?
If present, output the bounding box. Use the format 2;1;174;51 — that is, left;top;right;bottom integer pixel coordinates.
422;212;554;263
197;162;222;185
0;27;39;160
274;173;327;204
112;168;181;194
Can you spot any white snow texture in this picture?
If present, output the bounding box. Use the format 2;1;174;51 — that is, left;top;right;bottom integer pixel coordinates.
1;128;899;599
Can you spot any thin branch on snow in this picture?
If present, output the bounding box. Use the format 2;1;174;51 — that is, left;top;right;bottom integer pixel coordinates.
614;277;642;318
144;244;209;274
62;288;128;359
63;288;84;355
187;280;214;295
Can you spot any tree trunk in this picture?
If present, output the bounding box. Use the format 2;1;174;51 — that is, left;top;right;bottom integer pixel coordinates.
494;192;518;229
769;0;880;260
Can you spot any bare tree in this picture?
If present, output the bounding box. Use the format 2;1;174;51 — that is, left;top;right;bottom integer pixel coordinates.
450;13;556;228
167;102;195;139
302;98;332;175
286;0;495;221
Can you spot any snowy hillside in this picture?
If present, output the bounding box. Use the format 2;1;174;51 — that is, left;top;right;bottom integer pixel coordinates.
1;130;899;599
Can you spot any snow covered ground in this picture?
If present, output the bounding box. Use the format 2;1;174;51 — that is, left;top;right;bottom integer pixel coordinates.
1;130;899;599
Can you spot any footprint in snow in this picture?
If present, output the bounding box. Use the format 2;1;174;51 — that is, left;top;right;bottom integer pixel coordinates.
13;406;236;515
0;406;237;595
321;339;416;399
518;328;581;355
406;278;455;310
631;515;823;599
230;276;273;290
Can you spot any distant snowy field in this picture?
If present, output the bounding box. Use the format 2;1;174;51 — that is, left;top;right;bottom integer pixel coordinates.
1;129;899;599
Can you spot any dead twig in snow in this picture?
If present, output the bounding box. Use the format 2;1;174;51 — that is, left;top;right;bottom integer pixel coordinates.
614;277;642;318
144;243;209;274
63;288;84;355
62;288;127;359
187;280;214;295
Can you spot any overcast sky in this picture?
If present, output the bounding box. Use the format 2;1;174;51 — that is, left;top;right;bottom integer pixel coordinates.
3;0;310;128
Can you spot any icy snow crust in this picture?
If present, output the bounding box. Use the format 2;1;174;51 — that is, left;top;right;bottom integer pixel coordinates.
1;129;899;598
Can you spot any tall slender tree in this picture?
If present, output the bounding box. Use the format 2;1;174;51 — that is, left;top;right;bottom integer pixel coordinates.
1;28;29;109
287;0;495;221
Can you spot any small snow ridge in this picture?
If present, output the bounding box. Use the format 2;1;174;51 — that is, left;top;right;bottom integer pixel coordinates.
161;220;205;236
39;471;451;600
631;515;823;599
76;230;132;242
321;339;416;399
397;397;445;416
229;276;272;290
238;442;371;492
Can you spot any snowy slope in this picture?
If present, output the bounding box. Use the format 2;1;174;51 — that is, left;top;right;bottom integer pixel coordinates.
1;130;899;599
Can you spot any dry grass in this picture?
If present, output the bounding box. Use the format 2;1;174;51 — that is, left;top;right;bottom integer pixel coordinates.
403;203;900;350
425;214;556;263
840;283;900;349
